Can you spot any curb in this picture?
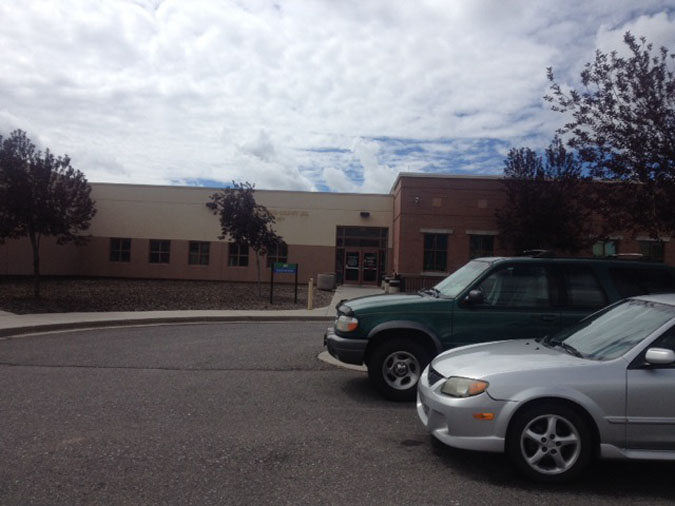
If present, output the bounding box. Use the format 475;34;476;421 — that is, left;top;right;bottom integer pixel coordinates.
0;314;333;338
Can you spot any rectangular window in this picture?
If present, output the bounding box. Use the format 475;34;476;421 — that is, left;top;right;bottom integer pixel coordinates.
638;240;665;262
469;235;494;259
266;243;288;268
423;233;448;272
563;266;607;309
592;240;618;257
110;238;131;262
149;239;171;264
188;241;210;265
228;243;249;267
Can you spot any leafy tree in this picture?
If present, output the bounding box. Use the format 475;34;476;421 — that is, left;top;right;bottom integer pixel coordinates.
206;181;285;294
0;130;96;298
546;32;675;238
496;137;595;254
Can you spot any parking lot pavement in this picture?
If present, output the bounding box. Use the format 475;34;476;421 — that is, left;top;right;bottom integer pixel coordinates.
2;321;674;506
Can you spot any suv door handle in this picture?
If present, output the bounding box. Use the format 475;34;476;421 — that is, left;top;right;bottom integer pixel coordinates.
539;314;557;322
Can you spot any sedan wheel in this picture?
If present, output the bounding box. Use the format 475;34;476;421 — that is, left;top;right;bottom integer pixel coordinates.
507;403;592;482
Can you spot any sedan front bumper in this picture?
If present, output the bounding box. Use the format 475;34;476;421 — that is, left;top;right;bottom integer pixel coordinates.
324;327;367;365
416;366;511;453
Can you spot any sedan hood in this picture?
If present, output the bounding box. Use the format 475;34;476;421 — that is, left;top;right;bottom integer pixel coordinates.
431;339;589;380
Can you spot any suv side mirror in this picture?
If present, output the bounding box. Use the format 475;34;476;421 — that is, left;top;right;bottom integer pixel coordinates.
645;348;675;365
464;289;484;305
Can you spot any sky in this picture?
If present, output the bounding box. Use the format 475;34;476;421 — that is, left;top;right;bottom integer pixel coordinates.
1;1;674;194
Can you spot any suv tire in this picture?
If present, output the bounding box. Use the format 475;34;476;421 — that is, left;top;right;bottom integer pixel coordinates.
367;337;431;402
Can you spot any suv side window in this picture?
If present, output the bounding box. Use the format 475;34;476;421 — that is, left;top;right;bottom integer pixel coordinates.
477;265;553;308
610;268;675;298
563;266;607;309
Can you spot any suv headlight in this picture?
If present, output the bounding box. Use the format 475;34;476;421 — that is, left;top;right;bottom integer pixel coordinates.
335;315;359;332
440;377;488;397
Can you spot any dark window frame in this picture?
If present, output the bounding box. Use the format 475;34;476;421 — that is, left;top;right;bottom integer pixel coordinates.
110;238;131;263
469;234;495;259
228;243;249;267
188;241;210;266
149;239;171;264
266;243;288;268
638;240;665;262
423;233;448;272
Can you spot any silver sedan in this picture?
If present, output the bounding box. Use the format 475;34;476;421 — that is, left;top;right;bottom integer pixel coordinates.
417;293;675;482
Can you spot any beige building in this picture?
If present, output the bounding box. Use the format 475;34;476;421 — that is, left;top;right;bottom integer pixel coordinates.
1;174;673;287
0;183;394;285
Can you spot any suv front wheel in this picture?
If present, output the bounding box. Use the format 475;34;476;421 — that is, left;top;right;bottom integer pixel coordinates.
367;337;431;401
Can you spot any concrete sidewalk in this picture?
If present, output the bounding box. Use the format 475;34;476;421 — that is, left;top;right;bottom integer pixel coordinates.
0;285;385;338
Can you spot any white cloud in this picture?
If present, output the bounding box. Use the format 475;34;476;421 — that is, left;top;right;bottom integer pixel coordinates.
0;0;673;194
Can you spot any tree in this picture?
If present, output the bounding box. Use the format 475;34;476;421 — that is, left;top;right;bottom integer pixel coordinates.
0;130;96;298
206;181;285;294
546;32;675;238
495;137;595;254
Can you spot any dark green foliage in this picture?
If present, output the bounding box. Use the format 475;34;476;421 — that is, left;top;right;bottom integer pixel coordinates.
0;130;96;297
496;137;595;254
546;32;675;237
206;181;285;291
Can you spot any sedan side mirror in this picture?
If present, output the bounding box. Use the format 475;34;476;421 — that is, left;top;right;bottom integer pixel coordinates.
645;348;675;366
464;289;484;305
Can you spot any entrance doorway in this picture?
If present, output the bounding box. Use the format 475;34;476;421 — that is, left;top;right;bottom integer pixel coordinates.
335;227;388;286
344;249;379;285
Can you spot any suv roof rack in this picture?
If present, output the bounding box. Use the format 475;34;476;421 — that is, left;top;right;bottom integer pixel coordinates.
607;253;645;261
521;249;555;258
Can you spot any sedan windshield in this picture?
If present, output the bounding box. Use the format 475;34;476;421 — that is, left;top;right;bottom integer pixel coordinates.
434;260;492;298
546;299;675;361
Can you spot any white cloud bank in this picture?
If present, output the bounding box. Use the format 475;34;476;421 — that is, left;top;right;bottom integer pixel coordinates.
0;0;674;193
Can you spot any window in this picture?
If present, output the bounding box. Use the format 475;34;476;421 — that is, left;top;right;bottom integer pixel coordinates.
593;240;617;257
638;240;665;262
610;268;675;299
423;234;448;272
563;266;607;309
110;238;131;262
266;243;288;268
477;265;552;308
469;235;494;259
188;241;210;265
228;243;249;267
149;240;170;264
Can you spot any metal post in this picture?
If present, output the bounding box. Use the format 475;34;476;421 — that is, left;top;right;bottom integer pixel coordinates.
307;277;314;310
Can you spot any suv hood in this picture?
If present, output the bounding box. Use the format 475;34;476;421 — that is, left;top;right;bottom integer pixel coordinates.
340;292;447;315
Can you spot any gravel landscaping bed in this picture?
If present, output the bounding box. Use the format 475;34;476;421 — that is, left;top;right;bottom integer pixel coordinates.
0;277;335;314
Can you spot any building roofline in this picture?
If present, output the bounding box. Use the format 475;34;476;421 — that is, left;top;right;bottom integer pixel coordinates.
89;181;392;198
389;172;502;194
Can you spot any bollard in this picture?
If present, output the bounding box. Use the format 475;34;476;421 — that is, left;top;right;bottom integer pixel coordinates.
307;277;314;310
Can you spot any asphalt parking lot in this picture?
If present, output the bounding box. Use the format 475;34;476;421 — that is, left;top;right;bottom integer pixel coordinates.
1;321;674;506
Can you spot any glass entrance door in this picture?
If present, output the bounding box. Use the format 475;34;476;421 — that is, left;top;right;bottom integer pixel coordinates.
344;249;379;285
345;251;361;283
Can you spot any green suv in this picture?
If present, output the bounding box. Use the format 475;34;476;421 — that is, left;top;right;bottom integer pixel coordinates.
324;256;675;401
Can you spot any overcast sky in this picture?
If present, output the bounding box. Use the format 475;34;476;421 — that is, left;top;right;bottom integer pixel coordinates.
1;1;674;194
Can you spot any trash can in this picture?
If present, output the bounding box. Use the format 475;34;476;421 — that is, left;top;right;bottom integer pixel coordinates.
317;273;336;291
388;278;401;293
381;276;390;291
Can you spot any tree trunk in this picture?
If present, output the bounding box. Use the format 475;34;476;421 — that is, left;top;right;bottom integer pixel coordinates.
29;231;41;299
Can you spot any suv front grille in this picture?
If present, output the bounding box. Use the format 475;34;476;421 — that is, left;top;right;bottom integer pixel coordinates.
427;365;444;386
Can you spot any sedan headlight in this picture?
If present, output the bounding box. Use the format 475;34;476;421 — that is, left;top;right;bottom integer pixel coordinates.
335;315;358;332
440;377;489;398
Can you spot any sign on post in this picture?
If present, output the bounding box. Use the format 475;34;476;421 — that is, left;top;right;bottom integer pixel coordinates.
270;263;299;304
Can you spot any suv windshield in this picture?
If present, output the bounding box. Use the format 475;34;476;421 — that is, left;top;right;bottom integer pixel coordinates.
434;260;492;298
545;299;675;361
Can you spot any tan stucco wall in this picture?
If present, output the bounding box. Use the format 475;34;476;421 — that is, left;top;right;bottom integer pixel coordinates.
89;184;393;247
